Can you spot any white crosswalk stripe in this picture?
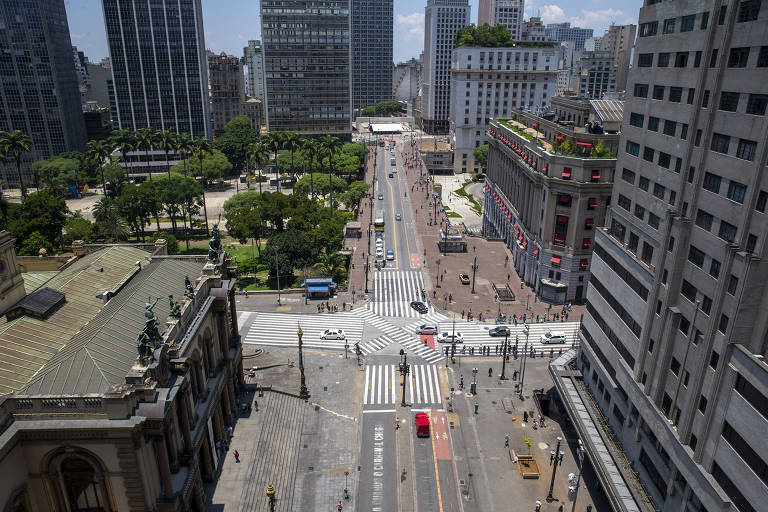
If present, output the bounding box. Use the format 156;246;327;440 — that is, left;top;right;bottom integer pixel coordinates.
241;312;365;351
363;364;442;406
367;270;437;318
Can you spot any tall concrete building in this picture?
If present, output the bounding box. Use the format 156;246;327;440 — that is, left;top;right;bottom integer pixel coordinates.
552;1;768;511
393;58;422;102
478;0;493;25
102;0;211;138
523;17;550;43
576;50;617;99
546;22;594;50
0;0;86;187
351;0;393;114
601;24;637;93
243;40;266;101
476;0;525;40
450;44;560;173
420;0;470;134
208;53;245;137
261;0;351;135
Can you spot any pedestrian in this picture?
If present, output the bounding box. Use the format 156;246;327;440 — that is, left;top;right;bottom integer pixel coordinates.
338;500;343;511
234;449;240;463
523;411;528;422
513;315;518;326
461;310;465;319
507;274;510;281
227;425;233;439
254;399;259;411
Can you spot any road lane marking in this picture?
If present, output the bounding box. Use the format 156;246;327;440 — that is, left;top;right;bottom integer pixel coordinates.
362;409;396;413
430;410;446;512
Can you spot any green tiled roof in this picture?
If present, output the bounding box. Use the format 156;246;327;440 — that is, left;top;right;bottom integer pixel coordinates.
21;272;58;294
20;258;204;396
0;246;151;395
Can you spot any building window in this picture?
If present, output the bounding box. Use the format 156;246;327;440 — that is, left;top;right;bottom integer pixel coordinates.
610;219;626;243
657;53;670;67
669;87;683;102
626;141;640;156
634;83;649;97
663;120;677;136
653;85;665;100
700;11;710;29
622;168;636;184
719;313;729;334
727;181;747;203
658;152;671;168
681;14;696;31
695;129;703;146
719;220;738;242
718;5;728;24
702;90;711;107
688;245;705;267
759;46;768;67
675;52;689;67
639;23;657;37
670;356;681;375
629;112;644;127
698;395;708;413
681;279;698;302
643;146;655;162
747;233;758;252
628;233;639;254
681;124;689;139
648;116;660;131
618;194;631;211
639;176;650;191
634;204;646;220
703;172;722;193
736;139;757;161
695;209;714;231
711;133;731;154
649;213;660;229
737;0;761;22
757;191;768;212
710;258;721;278
641;242;654;265
663;18;676;33
653;183;666;199
694;51;702;68
719;91;740;111
747;94;768;115
709;49;719;67
728;47;751;67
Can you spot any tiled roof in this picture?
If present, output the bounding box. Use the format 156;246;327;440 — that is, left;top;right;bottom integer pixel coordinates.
0;246;151;395
590;99;624;123
20;258;204;396
21;272;58;294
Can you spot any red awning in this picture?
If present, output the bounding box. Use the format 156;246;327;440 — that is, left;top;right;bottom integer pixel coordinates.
559;195;571;204
513;223;518;228
555;135;564;140
583;238;592;247
515;228;520;235
551;256;562;265
518;235;523;241
592;170;601;179
580;258;589;268
542;167;548;173
507;214;512;219
576;141;592;146
533;123;539;127
522;240;528;247
554;234;565;242
561;168;571;179
556;215;568;223
533;249;539;255
588;198;598;208
586;218;595;227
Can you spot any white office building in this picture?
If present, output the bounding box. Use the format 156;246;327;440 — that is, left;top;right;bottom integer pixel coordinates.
244;40;266;101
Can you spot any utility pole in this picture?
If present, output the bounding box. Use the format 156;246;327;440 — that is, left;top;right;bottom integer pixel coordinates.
500;332;509;380
518;323;530;400
546;437;565;502
399;350;409;406
471;245;478;294
297;325;310;400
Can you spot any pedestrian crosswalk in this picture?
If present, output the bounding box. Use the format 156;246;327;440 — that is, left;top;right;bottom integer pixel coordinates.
240;311;366;351
352;308;447;363
363;364;443;406
367;269;434;318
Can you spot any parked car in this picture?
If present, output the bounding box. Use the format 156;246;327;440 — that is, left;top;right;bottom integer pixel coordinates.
410;302;429;314
320;329;345;340
415;412;430;437
459;272;470;284
416;322;437;334
375;247;384;258
386;249;395;260
540;331;567;344
375;238;384;247
488;326;510;337
437;332;464;343
389;173;393;178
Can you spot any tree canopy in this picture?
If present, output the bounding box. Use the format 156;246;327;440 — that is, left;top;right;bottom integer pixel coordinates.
454;23;555;48
361;100;403;116
473;144;489;168
171;148;231;183
212;116;259;171
5;192;69;251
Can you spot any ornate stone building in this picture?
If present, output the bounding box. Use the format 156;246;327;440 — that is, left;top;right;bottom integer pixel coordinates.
0;230;242;511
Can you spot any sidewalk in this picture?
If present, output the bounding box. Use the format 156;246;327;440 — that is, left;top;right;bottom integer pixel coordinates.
344;146;377;304
399;141;585;324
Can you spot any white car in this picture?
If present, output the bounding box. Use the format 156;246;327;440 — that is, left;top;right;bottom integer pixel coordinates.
375;247;384;258
320;329;345;340
375;238;384;248
395;213;401;221
436;332;464;343
386;249;395;261
540;331;567;344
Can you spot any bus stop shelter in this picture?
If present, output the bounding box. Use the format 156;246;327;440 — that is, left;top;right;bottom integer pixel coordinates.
301;277;337;299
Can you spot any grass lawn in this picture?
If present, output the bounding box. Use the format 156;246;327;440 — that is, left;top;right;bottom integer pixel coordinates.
454;184;483;215
225;243;264;263
446;211;462;218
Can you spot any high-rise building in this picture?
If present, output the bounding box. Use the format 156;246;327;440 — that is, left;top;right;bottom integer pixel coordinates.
243;40;266;101
85;60;113;110
546;22;594;50
0;0;86;186
351;0;393;114
102;0;211;138
261;0;351;135
208;53;245;137
450;44;560;173
553;1;768;512
393;58;422;103
420;0;470;134
523;17;550;42
576;51;617;99
584;37;603;51
491;0;525;40
73;47;90;99
478;0;493;25
600;24;637;92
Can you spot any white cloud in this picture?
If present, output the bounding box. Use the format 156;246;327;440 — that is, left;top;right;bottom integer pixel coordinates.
395;12;424;43
569;8;625;27
396;12;424;26
538;5;566;23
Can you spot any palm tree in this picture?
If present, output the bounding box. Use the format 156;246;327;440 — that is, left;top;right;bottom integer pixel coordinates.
282;131;301;184
175;133;193;178
155;129;177;179
85;139;112;197
247;141;269;194
302;138;320;200
110;129;136;182
265;131;284;192
313;251;344;280
192;137;213;235
0;130;32;199
319;135;343;217
134;127;155;181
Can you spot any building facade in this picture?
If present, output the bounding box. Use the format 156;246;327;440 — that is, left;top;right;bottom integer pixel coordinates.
420;0;471;134
450;44;560;173
478;0;492;25
584;37;603;51
523;17;550;42
483;110;619;303
600;24;637;93
576;51;617;99
102;0;212;138
0;234;243;512
491;0;525;40
0;0;86;186
261;0;351;135
570;1;768;511
351;0;393;114
243;97;264;134
393;58;422;102
243;40;266;101
208;53;245;137
546;22;594;50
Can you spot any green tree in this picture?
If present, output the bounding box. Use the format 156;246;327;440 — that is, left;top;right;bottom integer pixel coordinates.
294;174;347;199
264;131;285;191
32;156;80;196
86;139;113;194
361;106;376;117
311;215;347;254
313;251;346;282
223;189;264;257
265;229;317;278
110;129;136;181
473;144;489;169
246;142;269;193
102;163;127;198
0;130;32;198
191;137;214;234
91;196;115;224
319;135;343;216
174;133;194;178
282;131;302;183
63;212;95;245
302;138;321;199
212;116;258;171
339;180;369;211
172;147;231;183
258;190;292;232
116;184;155;241
154;173;203;248
134;127;155;181
154;129;177;179
150;231;179;255
7;192;68;249
19;231;55;256
374;100;403;116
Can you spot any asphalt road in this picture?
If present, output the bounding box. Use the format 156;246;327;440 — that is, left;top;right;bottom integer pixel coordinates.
359;409;397;512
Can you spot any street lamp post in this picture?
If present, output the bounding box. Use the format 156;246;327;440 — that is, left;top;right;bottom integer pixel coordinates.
273;247;281;305
451;313;457;365
436;258;441;288
364;255;369;294
471;367;478;395
471;245;478;294
518;324;530;400
296;325;310;400
399;349;409;406
500;332;509;380
546;437;565;502
265;484;276;512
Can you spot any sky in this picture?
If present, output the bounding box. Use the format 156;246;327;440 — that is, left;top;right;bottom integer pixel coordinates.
66;0;640;65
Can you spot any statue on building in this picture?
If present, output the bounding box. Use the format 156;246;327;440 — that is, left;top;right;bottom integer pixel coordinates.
208;222;222;261
168;295;181;319
184;276;195;300
136;297;161;364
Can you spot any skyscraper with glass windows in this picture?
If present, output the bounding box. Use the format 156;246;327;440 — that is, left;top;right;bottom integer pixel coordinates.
260;0;351;135
351;0;393;114
102;0;211;138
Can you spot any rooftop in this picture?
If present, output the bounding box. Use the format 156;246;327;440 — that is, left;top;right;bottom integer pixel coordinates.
0;246;151;395
417;139;452;152
590;99;624;124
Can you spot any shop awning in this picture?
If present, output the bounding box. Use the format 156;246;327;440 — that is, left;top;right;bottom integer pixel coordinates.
561;168;571;179
559;195;571;204
533;248;540;255
554;234;565;243
308;285;330;292
576;141;592;146
551;256;562;265
522;240;528;247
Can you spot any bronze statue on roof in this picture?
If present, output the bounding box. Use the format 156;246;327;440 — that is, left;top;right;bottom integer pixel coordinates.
136;297;161;365
208;222;222;261
184;276;194;300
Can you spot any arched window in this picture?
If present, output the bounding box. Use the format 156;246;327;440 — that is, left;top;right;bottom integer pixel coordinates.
60;457;105;511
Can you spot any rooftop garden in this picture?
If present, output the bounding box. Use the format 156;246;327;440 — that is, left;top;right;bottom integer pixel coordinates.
455;24;558;48
496;118;616;159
